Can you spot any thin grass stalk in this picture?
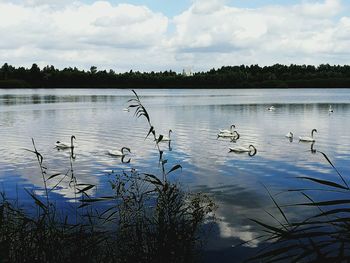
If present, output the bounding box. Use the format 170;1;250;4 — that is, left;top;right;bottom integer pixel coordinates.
31;138;50;207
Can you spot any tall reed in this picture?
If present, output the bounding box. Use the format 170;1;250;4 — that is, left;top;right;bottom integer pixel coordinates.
0;90;216;263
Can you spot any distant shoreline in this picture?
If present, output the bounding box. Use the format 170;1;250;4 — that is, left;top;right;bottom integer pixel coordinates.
1;83;350;89
1;86;350;89
1;63;350;89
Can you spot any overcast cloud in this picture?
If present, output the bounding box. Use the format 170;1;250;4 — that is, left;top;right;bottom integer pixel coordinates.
0;0;349;72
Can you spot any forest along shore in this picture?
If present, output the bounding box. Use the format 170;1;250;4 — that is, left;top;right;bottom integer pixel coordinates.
1;63;350;89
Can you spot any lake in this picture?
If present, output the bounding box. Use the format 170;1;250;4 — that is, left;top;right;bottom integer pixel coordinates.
0;88;350;261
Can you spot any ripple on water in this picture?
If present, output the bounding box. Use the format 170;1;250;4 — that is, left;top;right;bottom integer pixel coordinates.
1;89;350;259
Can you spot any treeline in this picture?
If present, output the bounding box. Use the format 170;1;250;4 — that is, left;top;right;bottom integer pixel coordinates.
1;63;350;88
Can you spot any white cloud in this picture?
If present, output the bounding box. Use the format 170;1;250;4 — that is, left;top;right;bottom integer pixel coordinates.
299;0;342;17
169;0;350;68
191;0;226;14
0;0;75;8
0;0;349;71
0;1;170;71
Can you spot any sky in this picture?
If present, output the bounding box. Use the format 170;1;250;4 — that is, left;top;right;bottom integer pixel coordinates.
0;0;350;72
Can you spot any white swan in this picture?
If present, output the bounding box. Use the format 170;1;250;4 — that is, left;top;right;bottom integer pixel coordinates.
219;124;236;134
268;106;275;111
329;105;333;113
218;130;240;140
55;135;76;149
108;147;131;157
229;144;257;156
285;132;293;138
299;129;317;142
156;129;172;142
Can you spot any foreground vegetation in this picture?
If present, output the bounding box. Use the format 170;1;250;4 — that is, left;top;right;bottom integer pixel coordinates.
0;91;216;263
1;63;350;88
245;149;350;262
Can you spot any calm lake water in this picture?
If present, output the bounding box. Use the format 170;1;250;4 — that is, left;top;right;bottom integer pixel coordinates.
0;88;350;261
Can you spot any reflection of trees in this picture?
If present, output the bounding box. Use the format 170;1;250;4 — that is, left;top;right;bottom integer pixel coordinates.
2;63;350;88
0;94;118;106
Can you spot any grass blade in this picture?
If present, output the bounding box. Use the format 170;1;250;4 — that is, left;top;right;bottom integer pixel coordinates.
296;176;349;190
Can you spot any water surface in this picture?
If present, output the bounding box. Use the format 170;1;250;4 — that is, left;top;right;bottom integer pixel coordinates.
0;88;349;261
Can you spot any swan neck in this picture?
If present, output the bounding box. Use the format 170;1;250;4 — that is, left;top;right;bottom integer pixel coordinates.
121;147;130;154
311;129;316;137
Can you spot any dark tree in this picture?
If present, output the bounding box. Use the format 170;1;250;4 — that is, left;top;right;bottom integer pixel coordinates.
1;63;350;88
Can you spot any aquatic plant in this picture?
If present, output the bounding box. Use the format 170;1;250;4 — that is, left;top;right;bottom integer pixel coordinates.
0;90;216;263
84;89;217;262
246;148;350;262
0;139;109;262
